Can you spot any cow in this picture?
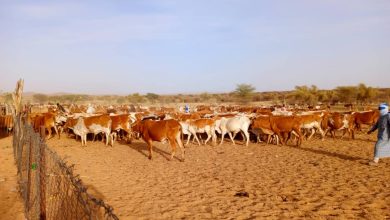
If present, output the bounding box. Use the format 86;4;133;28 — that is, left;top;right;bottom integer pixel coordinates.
110;114;133;145
324;112;355;139
269;116;303;146
215;116;251;146
250;115;278;144
295;113;325;140
180;118;217;146
352;110;380;131
29;112;60;139
72;114;112;146
0;115;13;134
131;119;185;161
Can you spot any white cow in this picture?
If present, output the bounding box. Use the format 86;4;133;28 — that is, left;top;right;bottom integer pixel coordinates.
215;116;251;146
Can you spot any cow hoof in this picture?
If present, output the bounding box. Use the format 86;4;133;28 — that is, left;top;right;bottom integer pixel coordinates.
148;156;152;160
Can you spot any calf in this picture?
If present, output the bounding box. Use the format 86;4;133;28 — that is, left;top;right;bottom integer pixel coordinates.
132;119;185;161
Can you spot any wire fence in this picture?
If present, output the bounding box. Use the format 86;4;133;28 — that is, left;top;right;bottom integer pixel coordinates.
13;114;119;220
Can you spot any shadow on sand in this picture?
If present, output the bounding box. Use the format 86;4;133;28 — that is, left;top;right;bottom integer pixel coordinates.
284;144;365;161
126;141;183;162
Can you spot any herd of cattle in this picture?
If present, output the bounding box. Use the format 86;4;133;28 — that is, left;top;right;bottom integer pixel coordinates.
0;104;380;161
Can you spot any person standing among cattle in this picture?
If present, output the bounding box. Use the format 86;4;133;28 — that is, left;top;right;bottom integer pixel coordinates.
367;103;390;165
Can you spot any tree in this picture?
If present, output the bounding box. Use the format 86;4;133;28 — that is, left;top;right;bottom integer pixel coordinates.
293;85;318;105
127;93;145;103
200;92;211;102
117;96;126;104
146;93;159;103
335;86;357;103
235;83;256;103
33;93;48;103
356;83;377;104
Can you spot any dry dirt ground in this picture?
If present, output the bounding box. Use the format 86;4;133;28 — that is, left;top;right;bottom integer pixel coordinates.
2;130;390;219
0;135;25;220
44;131;390;220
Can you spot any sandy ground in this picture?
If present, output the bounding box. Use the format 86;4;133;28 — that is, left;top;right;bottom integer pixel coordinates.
43;131;390;220
0;135;25;220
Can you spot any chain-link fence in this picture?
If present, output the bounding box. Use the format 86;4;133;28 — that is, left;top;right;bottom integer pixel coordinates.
13;114;119;220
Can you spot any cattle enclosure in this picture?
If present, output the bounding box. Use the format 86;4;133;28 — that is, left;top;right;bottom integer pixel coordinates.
12;114;119;220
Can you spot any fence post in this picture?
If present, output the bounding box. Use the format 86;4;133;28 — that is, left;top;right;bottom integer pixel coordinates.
39;127;47;220
26;133;32;213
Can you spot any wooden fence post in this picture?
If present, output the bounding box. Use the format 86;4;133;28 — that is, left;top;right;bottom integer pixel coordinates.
38;129;47;220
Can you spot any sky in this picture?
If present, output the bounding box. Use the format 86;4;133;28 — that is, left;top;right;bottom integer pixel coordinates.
1;0;389;95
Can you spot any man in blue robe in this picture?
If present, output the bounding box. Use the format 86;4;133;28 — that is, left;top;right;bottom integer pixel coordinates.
367;103;390;165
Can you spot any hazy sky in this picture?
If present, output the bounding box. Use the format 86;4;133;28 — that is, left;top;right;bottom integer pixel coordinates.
1;0;389;94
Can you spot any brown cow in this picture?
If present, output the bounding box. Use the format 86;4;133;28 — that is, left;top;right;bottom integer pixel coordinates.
250;116;277;144
352;110;380;131
270;116;303;146
0;115;13;134
132;119;185;161
29;112;59;139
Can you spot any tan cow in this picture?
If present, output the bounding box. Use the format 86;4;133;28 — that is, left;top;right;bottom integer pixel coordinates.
181;118;217;146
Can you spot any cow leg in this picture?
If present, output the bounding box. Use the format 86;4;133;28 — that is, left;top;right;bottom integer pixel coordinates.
172;134;185;162
204;132;212;145
175;132;185;161
53;125;59;139
147;140;154;160
186;133;191;145
275;132;285;146
266;134;271;144
105;132;110;146
219;131;226;145
111;132;117;147
307;128;316;140
168;138;177;161
292;128;303;146
243;130;250;146
192;132;201;146
228;132;236;145
46;127;52;140
211;130;217;146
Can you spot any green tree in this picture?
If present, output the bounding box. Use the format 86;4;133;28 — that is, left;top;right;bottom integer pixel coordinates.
235;83;256;103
